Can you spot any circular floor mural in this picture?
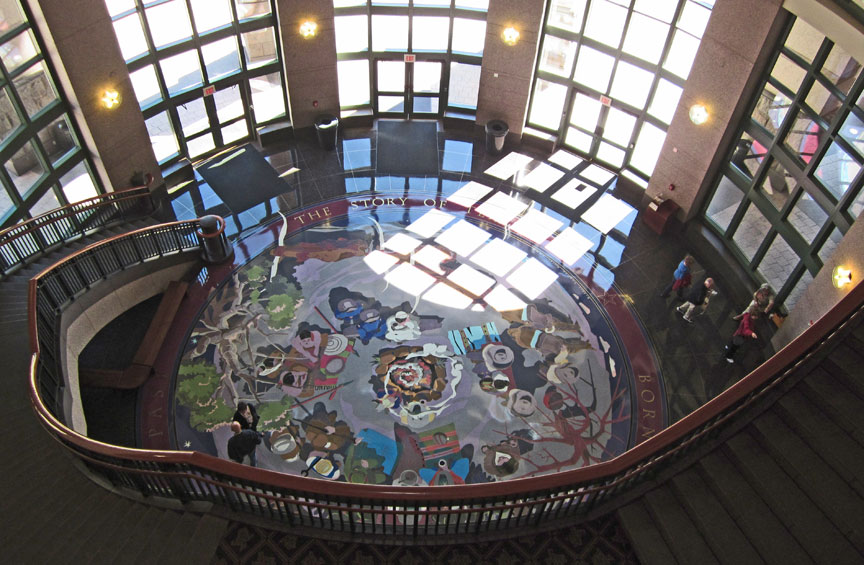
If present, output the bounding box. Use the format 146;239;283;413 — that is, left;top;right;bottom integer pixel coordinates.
173;196;661;485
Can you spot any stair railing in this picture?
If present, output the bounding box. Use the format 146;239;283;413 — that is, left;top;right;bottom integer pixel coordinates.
26;222;864;539
1;174;155;277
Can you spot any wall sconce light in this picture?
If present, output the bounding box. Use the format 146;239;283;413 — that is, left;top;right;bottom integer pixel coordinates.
832;265;853;288
101;88;121;110
689;104;709;125
502;26;520;46
299;20;318;39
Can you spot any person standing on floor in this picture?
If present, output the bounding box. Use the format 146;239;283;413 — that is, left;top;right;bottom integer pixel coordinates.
676;277;715;322
724;305;759;363
733;283;775;320
227;421;262;467
660;255;695;299
233;401;260;431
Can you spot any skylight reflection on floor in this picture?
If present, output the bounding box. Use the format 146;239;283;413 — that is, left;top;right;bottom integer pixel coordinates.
506;257;558;300
447;264;495;296
511;208;563;243
422;282;473;309
469;238;527;277
385;262;436;295
384;232;422;255
484;284;527;312
517;162;564;193
364;250;399;274
548;149;586;170
446;181;493;209
484;152;533;180
434;220;491;256
413;244;451;274
475;192;529;225
551;179;597;209
406;208;456;238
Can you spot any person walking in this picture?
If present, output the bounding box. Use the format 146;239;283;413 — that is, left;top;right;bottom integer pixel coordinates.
676;277;715;322
232;401;260;431
227;421;262;466
724;305;759;363
660;255;695;299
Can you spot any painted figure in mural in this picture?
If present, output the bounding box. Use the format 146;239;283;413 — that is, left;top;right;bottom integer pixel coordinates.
291;328;322;363
385;311;422;342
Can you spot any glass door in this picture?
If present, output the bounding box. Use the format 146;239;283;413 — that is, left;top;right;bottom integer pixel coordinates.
375;58;444;118
564;90;638;169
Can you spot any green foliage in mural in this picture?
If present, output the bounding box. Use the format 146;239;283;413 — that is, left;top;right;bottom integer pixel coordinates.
344;442;387;484
256;395;295;429
266;285;302;329
176;361;233;431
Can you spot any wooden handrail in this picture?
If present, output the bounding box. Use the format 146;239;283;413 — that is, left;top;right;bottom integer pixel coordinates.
26;219;864;504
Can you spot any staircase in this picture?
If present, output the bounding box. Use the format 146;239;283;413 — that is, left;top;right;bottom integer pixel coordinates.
617;319;864;564
0;219;228;563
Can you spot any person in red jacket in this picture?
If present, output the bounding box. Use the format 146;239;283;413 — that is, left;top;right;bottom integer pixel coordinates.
724;305;759;363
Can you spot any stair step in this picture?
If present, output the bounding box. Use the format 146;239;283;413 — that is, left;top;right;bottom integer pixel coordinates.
750;410;864;553
643;485;718;564
130;509;186;564
775;388;864;498
179;513;230;565
821;344;864;399
153;510;206;562
697;450;812;564
41;490;132;562
67;498;149;564
669;467;762;563
112;506;168;563
616;500;679;565
801;367;864;445
723;432;859;562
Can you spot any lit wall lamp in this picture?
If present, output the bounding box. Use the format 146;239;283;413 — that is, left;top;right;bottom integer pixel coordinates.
101;88;121;110
299;20;318;39
832;265;853;288
502;26;520;46
689;103;709;125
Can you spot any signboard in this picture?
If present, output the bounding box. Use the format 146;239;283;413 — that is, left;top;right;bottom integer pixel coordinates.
600;95;612;107
404;54;416;63
203;85;216;97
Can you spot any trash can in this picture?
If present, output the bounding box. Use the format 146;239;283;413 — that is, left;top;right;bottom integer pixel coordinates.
314;114;339;151
485;119;509;155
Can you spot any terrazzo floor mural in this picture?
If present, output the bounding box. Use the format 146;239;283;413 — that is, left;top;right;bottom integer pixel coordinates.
172;196;663;485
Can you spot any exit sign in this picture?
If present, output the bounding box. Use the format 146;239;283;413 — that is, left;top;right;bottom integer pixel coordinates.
404;54;416;63
203;85;216;96
600;95;612;106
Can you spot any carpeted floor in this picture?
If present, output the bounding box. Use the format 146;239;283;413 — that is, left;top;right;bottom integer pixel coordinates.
196;144;292;213
211;514;640;564
376;120;439;176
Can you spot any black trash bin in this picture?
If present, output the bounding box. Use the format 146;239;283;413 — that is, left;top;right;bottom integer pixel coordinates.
485;119;509;155
314;114;339;151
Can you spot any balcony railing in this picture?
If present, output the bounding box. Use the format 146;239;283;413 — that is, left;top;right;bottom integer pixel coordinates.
1;176;154;277
26;221;864;540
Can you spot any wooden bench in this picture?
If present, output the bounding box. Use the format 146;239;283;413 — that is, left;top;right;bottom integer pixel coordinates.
79;280;188;389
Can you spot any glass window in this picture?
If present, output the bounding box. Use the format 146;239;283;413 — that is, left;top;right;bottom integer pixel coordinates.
664;29;699;79
603;107;636;146
338;60;370;107
756;233;798;296
130;64;162;108
676;1;710;39
106;0;135;16
634;0;677;23
378;61;405;91
146;0;193;49
335;16;368;53
706;175;744;231
629;121;665;175
573;45;614;94
14;62;58;118
60;164;99;204
529;79;567;130
784;270;813;311
804;79;841;119
414;62;441;93
583;0;627;49
39;116;76;165
241;28;278;69
178;98;209;137
814;140;861;199
610;61;653;108
250;72;285;123
770;53;806;93
372;16;409;51
565;126;593;152
730;132;766;179
448;62;480;109
0;30;39;73
413;17;449;51
570;92;601;131
455;0;488;8
758;159;795;210
235;0;271;20
839;110;864;157
190;0;233;34
751;85;791;136
187;132;215;158
548;0;587;33
539;35;578;78
161;51;204;96
820;42;859;96
784;17;821;63
146;111;180;162
214;85;243;123
596;141;625;167
622;13;669;65
113;14;148;61
783;109;824;164
221;120;248;144
6;140;44;195
29;187;61;217
452;18;485;55
788;191;828;245
732;203;771;263
817;226;842;264
202;37;241;81
648;79;682;124
0;88;21;144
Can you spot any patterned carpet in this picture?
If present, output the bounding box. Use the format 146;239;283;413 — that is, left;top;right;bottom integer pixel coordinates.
212;514;640;564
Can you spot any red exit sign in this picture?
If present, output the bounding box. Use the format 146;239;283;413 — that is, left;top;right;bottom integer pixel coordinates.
600;95;612;106
404;54;416;63
203;85;216;96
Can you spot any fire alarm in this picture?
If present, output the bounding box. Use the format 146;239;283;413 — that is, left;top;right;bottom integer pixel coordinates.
312;100;319;108
668;184;675;191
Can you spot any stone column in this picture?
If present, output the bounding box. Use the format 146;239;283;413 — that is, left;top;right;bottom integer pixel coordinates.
26;0;162;191
275;0;339;129
477;0;545;135
645;0;784;219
